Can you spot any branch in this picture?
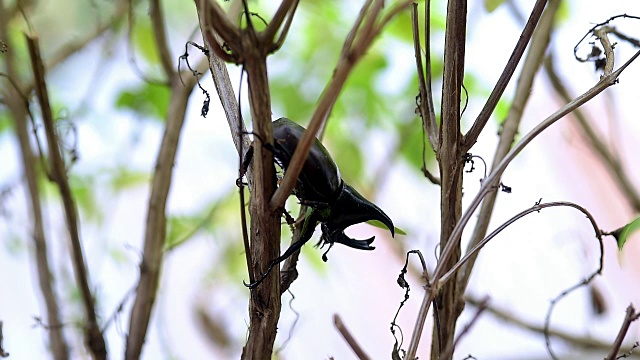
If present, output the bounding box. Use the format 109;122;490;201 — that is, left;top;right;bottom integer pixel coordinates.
439;297;488;359
334;314;371;360
270;0;415;210
196;1;255;286
269;0;299;53
199;0;242;58
459;0;560;290
0;322;8;358
150;0;174;79
409;36;640;354
606;305;640;360
412;2;438;150
263;0;299;51
125;60;204;360
0;13;69;357
408;0;469;358
48;0;127;70
436;46;640;293
466;296;640;355
463;0;548;149
441;201;604;285
543;55;640;212
26;35;106;359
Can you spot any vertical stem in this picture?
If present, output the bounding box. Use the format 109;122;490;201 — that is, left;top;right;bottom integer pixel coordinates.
241;35;282;360
0;6;68;358
26;35;106;360
125;75;196;360
459;0;559;290
432;0;467;359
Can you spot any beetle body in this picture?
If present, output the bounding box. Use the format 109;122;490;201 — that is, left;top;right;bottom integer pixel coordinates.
243;118;394;288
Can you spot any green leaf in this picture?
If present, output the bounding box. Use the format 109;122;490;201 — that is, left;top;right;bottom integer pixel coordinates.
108;167;149;192
0;111;14;136
132;20;159;65
165;215;204;252
614;217;640;251
366;220;407;235
484;0;506;12
115;83;170;120
398;117;435;172
70;175;103;224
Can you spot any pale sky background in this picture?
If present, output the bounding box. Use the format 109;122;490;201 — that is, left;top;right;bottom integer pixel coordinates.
1;0;640;359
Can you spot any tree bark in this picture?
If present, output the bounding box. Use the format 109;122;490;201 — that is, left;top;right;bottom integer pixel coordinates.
433;0;467;358
240;31;282;360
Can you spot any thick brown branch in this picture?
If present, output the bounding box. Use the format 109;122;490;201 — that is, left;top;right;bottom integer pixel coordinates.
125;68;201;359
26;35;105;359
463;0;548;150
411;0;468;358
409;36;640;360
240;37;283;360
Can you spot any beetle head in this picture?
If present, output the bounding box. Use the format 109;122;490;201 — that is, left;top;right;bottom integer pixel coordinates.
322;182;394;251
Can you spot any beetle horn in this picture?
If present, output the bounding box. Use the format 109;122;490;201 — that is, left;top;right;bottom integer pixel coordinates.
323;182;394;250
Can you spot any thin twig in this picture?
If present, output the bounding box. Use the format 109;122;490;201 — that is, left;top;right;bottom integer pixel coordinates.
466;295;640;355
26;34;106;359
270;0;415;210
408;33;640;358
411;2;438;150
459;0;560;291
442;201;604;285
200;0;242;57
437;47;640;295
0;72;70;360
149;0;174;79
0;322;8;358
545;267;603;359
47;0;127;72
334;314;371;360
126;0;167;85
263;0;298;50
269;0;300;53
463;0;548;149
543;55;640;212
606;305;640;360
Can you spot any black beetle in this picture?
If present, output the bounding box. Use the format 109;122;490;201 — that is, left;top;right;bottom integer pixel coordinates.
242;117;395;288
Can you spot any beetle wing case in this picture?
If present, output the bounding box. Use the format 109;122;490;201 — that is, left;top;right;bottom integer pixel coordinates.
273;118;342;204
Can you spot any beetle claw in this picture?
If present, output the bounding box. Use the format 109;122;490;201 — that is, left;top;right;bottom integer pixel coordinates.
325;182;395;239
321;223;376;250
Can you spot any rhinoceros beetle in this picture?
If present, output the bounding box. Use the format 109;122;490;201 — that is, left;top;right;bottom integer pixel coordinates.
241;117;394;288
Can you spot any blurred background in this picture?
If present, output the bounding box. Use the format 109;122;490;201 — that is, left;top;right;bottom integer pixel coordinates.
1;0;639;358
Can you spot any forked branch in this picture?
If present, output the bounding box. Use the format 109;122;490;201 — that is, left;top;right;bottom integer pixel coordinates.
26;35;106;360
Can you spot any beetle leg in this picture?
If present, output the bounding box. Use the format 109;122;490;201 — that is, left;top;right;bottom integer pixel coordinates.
243;209;322;289
236;144;254;188
321;242;334;262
